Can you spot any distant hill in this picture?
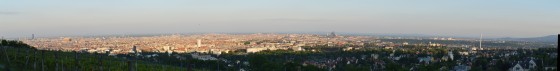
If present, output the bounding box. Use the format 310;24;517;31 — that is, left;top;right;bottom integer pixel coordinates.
499;35;558;43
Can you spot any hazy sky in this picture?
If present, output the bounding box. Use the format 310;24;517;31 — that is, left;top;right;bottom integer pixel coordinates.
1;0;559;38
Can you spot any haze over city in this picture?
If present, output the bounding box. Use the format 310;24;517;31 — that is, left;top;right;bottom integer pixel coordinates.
1;0;559;38
1;0;559;71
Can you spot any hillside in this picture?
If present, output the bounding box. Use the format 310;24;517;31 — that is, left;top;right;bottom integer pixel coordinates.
0;39;204;71
499;35;558;43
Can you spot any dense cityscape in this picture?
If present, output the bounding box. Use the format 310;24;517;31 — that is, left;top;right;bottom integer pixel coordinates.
20;33;557;55
1;0;559;71
1;33;557;71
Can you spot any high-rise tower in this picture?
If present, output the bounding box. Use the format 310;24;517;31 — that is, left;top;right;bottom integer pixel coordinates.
197;39;202;47
327;32;337;38
132;45;137;53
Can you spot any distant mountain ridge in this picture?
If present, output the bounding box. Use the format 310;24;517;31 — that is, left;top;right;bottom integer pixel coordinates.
499;35;558;43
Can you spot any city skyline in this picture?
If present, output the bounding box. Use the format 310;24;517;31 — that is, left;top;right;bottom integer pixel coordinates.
1;32;557;39
1;0;559;38
1;1;558;71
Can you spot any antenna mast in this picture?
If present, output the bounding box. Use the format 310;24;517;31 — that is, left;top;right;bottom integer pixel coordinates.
479;34;482;50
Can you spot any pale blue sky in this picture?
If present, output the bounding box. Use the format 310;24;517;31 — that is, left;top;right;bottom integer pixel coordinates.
1;0;559;38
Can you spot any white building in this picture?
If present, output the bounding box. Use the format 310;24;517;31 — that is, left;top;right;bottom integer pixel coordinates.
510;63;527;71
459;51;469;56
290;47;304;51
191;53;218;61
343;47;353;51
448;51;454;60
384;46;394;49
246;47;287;53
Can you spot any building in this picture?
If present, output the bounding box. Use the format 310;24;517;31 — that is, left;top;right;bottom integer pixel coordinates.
453;64;470;71
469;47;478;53
327;32;337;38
290;47;304;51
249;47;268;53
418;56;433;64
191;53;218;61
343;47;353;51
384;46;394;49
509;59;538;71
62;38;72;42
197;39;202;47
448;50;454;60
246;47;287;53
510;63;527;71
544;67;557;71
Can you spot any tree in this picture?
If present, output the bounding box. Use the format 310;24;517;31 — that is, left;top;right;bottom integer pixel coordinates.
244;41;250;45
1;39;7;46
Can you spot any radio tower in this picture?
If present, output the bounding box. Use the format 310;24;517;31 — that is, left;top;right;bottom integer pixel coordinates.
479;34;483;50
